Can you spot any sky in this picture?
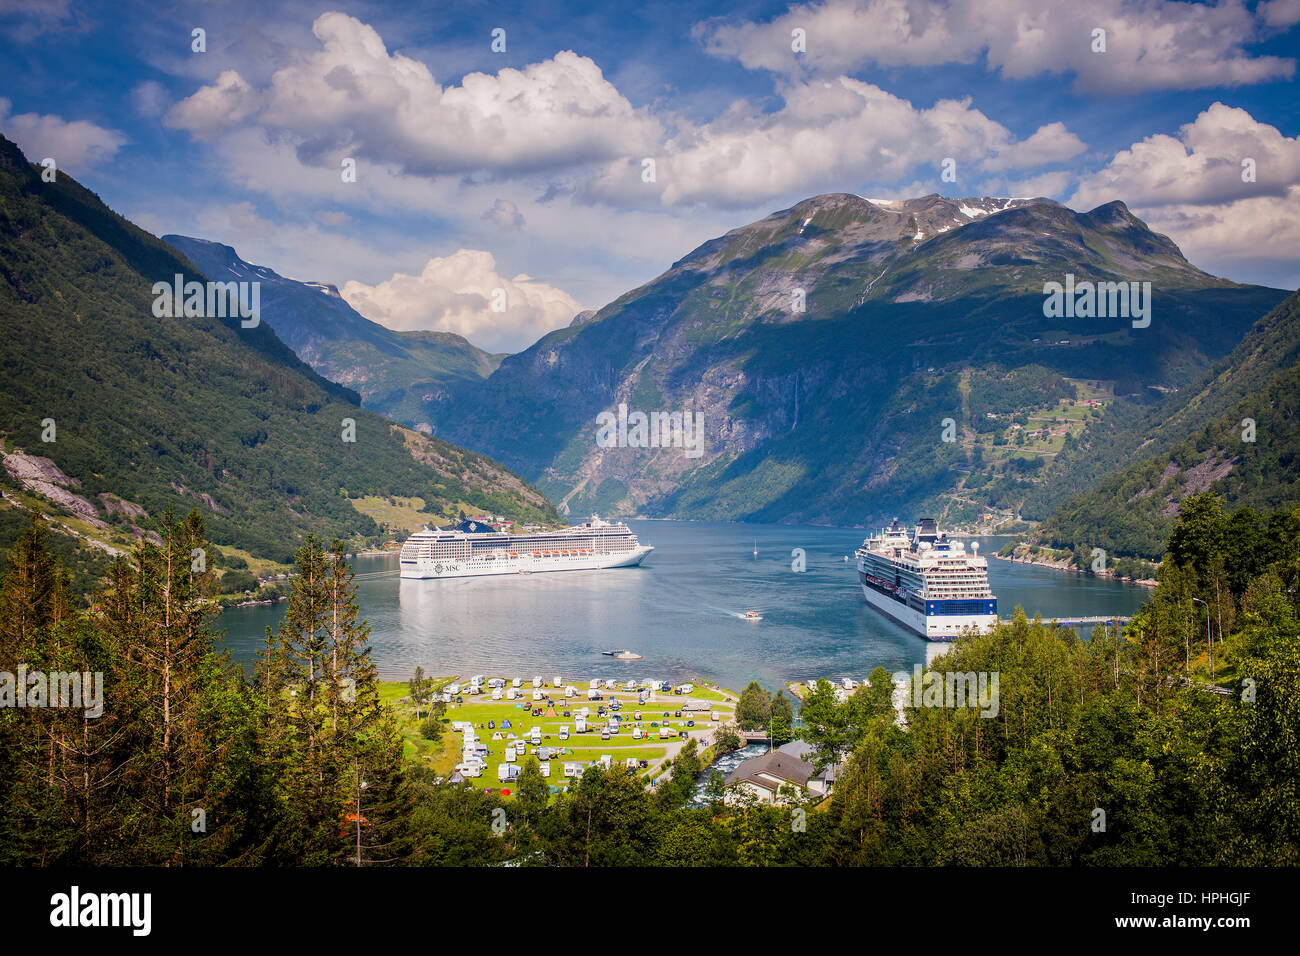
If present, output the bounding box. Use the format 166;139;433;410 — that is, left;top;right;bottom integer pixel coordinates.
1;0;1298;352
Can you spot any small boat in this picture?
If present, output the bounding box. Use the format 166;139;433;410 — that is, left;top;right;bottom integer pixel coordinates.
744;610;762;621
752;539;758;557
603;649;643;660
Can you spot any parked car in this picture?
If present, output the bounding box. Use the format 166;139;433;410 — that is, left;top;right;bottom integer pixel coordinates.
637;759;649;769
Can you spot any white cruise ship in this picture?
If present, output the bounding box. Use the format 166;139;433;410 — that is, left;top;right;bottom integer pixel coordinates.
399;516;652;579
855;518;998;640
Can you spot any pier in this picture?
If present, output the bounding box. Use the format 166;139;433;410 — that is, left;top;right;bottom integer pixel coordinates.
999;615;1132;628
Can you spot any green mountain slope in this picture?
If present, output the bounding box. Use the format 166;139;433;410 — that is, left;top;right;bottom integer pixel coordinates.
0;134;557;578
420;192;1286;525
163;235;503;426
1034;289;1300;560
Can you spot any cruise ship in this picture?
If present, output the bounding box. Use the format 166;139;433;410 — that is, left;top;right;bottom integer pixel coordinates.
399;516;652;579
855;518;998;639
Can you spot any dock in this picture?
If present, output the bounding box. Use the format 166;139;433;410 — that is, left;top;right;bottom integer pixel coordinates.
1004;615;1132;627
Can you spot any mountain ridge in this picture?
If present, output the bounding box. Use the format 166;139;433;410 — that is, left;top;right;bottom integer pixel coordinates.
0;134;557;587
163;234;504;428
410;191;1285;526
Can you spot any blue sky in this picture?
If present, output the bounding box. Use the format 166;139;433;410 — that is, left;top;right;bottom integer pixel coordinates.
2;0;1298;351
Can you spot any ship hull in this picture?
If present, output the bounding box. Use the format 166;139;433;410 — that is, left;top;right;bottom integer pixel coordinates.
859;572;998;640
400;545;653;579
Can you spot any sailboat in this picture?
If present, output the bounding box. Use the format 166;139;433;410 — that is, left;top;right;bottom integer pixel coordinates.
752;539;758;558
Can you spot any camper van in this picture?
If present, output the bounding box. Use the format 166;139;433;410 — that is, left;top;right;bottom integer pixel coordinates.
497;763;520;783
504;743;517;761
554;676;563;687
447;683;461;696
529;727;542;746
658;725;674;739
587;688;601;701
532;690;543;701
488;678;505;688
506;688;518;700
589;679;600;689
563;762;584;778
603;679;617;690
539;761;551;778
455;761;484;778
512;677;522;688
558;725;569;741
575;715;587;733
598;755;612;769
532;676;542;689
711;711;720;722
632;726;643;739
491;688;503;700
565;685;578;698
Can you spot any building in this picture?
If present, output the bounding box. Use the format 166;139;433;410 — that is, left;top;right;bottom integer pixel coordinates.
724;742;837;804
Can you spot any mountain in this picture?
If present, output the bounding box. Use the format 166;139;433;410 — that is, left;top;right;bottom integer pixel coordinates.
415;192;1286;525
0;134;557;584
1032;288;1300;560
162;235;503;427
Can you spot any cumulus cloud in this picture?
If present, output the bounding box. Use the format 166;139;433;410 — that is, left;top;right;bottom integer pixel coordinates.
483;198;526;231
162;11;1085;214
166;13;660;176
0;98;126;170
586;77;1085;208
1071;103;1300;209
340;250;583;352
696;0;1296;93
1071;105;1300;288
164;69;262;140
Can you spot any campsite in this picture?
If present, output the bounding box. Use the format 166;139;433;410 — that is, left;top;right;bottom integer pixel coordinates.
383;676;738;794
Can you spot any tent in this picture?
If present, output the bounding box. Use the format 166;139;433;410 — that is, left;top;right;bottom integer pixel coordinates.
502;719;512;729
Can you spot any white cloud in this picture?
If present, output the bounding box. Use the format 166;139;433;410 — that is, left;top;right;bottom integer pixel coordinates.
1071;103;1300;209
1260;0;1300;29
0;98;126;170
166;13;661;176
586;77;1085;208
697;0;1296;93
164;70;262;140
340;250;584;352
1136;189;1300;288
1071;104;1300;288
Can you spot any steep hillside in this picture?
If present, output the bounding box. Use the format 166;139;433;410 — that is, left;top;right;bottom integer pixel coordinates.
1033;289;1300;560
0;135;557;582
163;235;503;426
420;192;1285;525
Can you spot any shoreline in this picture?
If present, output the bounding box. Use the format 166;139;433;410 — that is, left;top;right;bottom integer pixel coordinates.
992;551;1157;589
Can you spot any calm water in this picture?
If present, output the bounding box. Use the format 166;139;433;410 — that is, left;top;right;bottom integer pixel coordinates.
217;520;1150;693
